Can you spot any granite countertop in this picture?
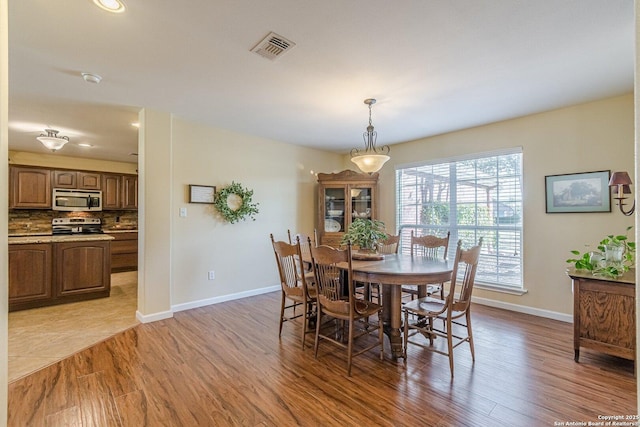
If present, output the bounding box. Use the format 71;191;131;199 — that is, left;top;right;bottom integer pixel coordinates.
9;234;116;245
103;228;138;233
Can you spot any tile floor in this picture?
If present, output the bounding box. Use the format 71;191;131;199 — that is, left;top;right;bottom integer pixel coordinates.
8;271;139;382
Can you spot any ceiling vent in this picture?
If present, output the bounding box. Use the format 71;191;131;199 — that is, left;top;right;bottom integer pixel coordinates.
251;32;296;61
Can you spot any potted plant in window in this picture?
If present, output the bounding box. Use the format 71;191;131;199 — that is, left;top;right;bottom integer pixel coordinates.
340;218;388;258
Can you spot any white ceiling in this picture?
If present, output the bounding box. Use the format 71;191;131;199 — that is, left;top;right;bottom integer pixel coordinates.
8;0;634;164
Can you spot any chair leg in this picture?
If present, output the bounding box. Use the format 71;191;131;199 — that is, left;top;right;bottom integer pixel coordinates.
279;292;286;337
428;317;434;345
301;300;307;349
466;310;475;361
446;316;455;377
314;308;322;359
402;311;409;363
347;318;354;376
378;313;384;360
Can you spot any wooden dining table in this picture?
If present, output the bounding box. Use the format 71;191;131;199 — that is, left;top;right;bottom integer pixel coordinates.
349;253;453;358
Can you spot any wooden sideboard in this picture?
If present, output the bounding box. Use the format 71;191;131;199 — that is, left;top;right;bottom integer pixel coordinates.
567;268;635;363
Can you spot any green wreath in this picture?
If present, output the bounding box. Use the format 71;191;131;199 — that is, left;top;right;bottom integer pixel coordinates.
213;181;260;224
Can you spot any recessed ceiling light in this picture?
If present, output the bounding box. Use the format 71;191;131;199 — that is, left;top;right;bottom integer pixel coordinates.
78;143;93;148
81;72;102;84
131;122;140;128
92;0;126;13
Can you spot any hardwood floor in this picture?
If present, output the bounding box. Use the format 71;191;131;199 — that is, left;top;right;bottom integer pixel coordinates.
8;291;636;426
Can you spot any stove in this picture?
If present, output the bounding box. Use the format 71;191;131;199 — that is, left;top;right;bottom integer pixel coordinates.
52;218;103;235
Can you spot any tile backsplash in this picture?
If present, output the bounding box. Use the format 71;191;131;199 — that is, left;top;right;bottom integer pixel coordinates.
9;210;138;234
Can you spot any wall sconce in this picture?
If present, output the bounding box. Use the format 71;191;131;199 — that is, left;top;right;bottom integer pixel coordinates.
608;171;635;216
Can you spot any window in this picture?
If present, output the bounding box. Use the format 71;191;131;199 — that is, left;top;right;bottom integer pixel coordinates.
396;149;523;289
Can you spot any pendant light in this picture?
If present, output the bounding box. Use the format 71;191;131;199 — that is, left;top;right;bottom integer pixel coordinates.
350;98;390;174
37;129;69;152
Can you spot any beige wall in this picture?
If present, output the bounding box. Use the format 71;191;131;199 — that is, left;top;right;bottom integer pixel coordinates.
1;0;8;422
168;117;341;307
137;109;173;320
366;94;635;317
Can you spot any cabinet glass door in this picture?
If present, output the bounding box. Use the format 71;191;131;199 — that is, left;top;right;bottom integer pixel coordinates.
324;187;346;233
350;187;372;221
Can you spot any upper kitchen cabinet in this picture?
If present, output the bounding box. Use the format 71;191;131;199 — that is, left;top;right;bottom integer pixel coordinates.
121;174;138;210
53;170;101;190
316;170;379;247
9;165;52;209
102;173;138;210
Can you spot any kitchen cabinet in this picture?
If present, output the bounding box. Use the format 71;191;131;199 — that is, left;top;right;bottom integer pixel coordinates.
55;240;111;300
9;165;52;209
316;170;379;247
103;173;138;210
8;236;112;311
53;170;101;190
102;173;122;209
121;174;138;209
567;269;635;363
8;243;53;310
107;231;138;272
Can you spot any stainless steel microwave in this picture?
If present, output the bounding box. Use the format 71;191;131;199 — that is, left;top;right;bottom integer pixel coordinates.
52;188;103;211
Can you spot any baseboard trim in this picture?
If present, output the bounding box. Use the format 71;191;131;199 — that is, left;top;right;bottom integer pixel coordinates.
136;310;174;324
472;296;572;323
141;285;571;324
172;285;281;313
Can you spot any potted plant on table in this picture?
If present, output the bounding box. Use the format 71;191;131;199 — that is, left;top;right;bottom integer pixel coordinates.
340;218;388;257
566;226;635;279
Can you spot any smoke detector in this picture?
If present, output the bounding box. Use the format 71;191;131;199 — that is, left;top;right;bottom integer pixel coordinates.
251;32;296;61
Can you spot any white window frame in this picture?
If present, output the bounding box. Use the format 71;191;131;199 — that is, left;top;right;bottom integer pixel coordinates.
395;148;524;290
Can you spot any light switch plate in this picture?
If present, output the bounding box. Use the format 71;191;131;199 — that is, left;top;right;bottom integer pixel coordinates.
179;207;187;217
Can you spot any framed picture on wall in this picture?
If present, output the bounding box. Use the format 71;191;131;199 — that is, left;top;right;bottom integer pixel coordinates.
545;170;611;213
189;184;216;204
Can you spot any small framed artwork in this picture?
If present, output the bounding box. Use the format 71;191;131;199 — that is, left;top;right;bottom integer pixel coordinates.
545;170;611;213
189;184;216;204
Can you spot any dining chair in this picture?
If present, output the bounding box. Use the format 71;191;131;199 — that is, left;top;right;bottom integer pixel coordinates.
287;229;318;284
403;230;451;300
402;237;483;377
365;233;400;304
309;242;384;376
270;234;317;349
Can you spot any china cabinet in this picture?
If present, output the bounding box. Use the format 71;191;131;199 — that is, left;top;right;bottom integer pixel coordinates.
317;170;379;247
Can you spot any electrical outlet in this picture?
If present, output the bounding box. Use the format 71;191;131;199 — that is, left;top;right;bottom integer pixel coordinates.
208;271;215;280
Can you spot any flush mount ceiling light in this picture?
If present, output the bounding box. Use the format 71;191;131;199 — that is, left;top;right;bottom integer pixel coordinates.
37;129;70;152
92;0;126;13
350;98;390;174
81;72;102;84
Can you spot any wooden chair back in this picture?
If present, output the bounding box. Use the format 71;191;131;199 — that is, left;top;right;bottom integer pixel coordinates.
288;229;317;262
309;244;353;316
410;230;450;260
270;234;311;299
446;237;483;312
377;233;400;254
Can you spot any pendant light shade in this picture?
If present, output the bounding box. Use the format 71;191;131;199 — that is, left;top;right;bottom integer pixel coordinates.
350;98;390;173
37;129;69;152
